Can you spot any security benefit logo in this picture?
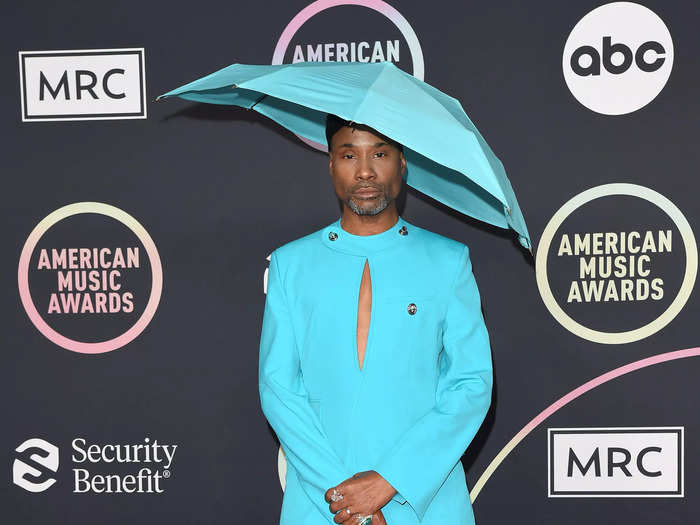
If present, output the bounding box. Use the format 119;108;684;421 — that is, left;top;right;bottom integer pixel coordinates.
17;202;163;354
536;184;697;344
12;437;176;494
548;428;683;497
18;48;146;121
562;2;673;115
12;438;59;493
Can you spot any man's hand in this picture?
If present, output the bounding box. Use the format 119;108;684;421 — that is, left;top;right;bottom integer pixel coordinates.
324;470;397;523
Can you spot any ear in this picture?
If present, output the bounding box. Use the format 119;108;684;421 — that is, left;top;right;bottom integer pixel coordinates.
400;151;407;176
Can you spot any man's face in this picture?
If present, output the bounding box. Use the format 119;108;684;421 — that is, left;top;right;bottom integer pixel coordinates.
328;126;407;216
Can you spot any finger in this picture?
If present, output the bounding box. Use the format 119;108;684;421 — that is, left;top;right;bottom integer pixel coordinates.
328;487;349;513
327;486;343;503
330;497;351;515
333;506;352;523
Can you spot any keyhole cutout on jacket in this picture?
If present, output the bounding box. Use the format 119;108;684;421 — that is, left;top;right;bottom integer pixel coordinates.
356;258;372;371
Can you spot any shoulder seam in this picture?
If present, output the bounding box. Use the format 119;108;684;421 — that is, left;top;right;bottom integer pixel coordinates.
270;249;288;300
449;244;469;294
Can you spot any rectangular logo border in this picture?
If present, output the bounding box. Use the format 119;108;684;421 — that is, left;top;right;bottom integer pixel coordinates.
547;427;684;498
18;48;147;122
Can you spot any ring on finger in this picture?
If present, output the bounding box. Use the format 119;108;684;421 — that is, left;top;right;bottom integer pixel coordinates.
330;488;344;502
356;513;373;525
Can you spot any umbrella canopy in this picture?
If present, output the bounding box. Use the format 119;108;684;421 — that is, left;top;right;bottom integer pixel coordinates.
157;61;532;253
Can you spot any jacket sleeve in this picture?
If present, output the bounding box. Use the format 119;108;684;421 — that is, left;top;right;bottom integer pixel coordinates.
373;244;493;521
258;249;354;523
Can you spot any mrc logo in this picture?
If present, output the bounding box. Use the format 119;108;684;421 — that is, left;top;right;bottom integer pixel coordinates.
19;48;146;121
548;427;683;497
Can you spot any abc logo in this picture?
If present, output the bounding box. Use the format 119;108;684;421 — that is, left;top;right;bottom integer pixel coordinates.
571;36;665;76
563;2;673;115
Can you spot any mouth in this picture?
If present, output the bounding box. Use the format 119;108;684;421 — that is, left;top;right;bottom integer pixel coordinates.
353;188;380;197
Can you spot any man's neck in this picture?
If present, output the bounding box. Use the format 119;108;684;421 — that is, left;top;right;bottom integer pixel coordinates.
339;208;399;236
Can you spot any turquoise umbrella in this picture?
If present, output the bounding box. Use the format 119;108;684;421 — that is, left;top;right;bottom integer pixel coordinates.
156;61;532;253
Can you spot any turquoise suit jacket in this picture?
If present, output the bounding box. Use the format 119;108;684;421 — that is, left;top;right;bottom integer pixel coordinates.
258;215;493;525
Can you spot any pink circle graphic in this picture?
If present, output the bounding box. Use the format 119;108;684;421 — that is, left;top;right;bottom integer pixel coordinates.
470;345;700;502
17;202;163;354
271;0;425;152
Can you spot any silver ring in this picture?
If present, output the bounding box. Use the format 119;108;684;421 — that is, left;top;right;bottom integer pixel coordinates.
330;488;344;502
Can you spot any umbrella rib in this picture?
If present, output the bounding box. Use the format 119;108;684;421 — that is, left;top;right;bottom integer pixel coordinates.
249;93;268;110
349;62;392;123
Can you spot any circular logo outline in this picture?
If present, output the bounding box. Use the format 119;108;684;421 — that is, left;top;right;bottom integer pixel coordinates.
18;202;163;354
271;0;424;152
562;1;674;115
536;183;697;344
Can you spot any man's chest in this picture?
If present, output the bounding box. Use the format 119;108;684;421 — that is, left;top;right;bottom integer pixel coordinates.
282;249;455;346
289;250;444;309
282;246;454;383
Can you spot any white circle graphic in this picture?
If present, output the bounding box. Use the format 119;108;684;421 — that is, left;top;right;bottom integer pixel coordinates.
562;2;673;115
536;184;697;344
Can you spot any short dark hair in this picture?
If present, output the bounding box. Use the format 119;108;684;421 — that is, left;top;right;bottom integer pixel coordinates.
325;113;403;154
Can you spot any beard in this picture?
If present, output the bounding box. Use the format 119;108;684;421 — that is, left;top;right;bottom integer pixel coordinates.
344;188;392;216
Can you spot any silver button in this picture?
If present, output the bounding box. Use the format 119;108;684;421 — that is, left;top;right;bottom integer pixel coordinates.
329;231;338;241
398;226;408;236
407;303;417;315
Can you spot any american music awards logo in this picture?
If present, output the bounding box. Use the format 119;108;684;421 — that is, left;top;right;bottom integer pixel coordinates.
271;0;424;153
535;184;697;344
18;202;162;354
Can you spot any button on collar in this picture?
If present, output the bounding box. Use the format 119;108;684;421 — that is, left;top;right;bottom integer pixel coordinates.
321;215;411;255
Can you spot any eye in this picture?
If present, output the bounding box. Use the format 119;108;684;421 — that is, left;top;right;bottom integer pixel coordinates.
342;154;354;159
375;152;386;158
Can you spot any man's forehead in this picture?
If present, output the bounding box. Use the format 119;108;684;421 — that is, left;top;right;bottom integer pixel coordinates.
334;126;393;147
337;140;391;148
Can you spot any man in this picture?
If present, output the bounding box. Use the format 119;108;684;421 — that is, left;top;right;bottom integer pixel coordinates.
258;113;493;525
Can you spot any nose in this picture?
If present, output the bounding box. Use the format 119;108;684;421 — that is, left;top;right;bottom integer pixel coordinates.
355;156;376;180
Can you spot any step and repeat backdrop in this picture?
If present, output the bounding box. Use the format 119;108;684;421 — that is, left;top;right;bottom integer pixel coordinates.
3;1;698;523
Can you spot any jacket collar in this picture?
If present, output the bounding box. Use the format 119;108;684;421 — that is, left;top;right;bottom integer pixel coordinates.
321;214;411;255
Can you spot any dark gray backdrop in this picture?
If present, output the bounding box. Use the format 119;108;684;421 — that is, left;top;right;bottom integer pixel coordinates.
3;1;698;523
